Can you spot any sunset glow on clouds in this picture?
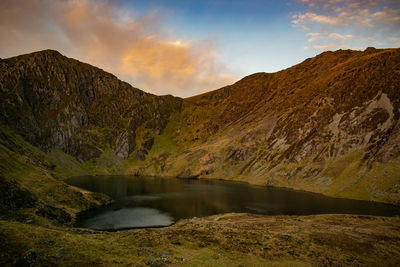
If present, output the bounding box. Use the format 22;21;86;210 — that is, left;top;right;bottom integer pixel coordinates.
120;36;233;96
0;0;234;97
0;0;399;97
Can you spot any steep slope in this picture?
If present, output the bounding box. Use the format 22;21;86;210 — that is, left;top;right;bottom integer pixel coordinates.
133;47;400;204
0;50;182;162
0;124;110;225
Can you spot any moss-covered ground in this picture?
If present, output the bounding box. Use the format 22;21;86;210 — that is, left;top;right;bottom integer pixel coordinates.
2;213;400;266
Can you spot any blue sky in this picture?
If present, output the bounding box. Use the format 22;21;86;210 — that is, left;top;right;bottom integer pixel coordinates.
0;0;399;96
121;0;314;75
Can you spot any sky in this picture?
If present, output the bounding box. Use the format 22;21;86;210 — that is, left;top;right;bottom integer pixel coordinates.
0;0;399;97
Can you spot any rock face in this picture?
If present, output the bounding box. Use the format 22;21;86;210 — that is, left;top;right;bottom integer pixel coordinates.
0;50;182;161
115;131;130;159
1;48;400;204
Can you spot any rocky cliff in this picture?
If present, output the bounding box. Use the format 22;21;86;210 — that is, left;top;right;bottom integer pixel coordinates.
0;50;182;162
1;47;400;205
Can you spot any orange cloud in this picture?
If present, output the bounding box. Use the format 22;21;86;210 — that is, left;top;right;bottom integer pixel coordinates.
120;37;233;96
122;38;197;80
0;0;235;97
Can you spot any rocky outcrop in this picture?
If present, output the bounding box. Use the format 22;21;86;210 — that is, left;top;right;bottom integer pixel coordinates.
0;175;76;224
136;149;148;161
115;131;130;159
0;176;37;210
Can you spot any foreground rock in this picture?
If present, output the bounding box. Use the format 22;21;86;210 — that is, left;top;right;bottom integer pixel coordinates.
1;213;400;266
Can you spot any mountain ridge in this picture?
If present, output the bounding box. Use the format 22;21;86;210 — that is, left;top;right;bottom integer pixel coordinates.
1;47;400;206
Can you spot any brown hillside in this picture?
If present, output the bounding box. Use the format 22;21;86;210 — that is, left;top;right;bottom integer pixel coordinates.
135;47;400;204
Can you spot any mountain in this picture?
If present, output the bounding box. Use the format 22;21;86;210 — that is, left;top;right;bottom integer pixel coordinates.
1;47;400;210
0;50;181;162
132;47;400;204
0;50;180;223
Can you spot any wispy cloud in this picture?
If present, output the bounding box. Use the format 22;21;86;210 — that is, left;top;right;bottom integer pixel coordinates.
0;0;235;97
293;0;400;51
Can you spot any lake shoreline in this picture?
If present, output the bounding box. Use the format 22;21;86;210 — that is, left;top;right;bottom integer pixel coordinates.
68;174;400;207
67;175;400;231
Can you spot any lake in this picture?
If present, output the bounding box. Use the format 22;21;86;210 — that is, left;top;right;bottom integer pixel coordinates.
66;175;400;231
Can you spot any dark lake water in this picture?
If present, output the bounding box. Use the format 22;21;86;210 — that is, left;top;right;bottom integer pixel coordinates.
66;175;400;231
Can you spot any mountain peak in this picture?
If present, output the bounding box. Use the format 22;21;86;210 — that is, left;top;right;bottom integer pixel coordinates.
34;49;63;56
364;46;378;53
3;49;63;61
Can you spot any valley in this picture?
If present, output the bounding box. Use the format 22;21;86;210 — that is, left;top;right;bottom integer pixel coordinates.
1;47;400;265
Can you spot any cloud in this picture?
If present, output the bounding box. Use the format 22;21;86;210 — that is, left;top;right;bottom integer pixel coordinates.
293;13;340;28
119;37;234;96
293;0;400;51
312;43;362;51
328;33;354;41
0;0;235;97
306;32;323;42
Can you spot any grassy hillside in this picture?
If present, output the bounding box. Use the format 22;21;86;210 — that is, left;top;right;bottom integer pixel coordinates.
0;125;110;227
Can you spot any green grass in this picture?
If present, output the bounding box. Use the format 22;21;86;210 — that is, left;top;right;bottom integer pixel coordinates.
47;149;90;178
0;125;109;217
150;113;182;156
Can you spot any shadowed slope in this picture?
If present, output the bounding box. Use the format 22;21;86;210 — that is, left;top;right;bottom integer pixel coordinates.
0;50;182;161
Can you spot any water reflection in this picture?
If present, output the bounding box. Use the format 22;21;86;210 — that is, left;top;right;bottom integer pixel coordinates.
66;175;400;230
81;207;173;230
